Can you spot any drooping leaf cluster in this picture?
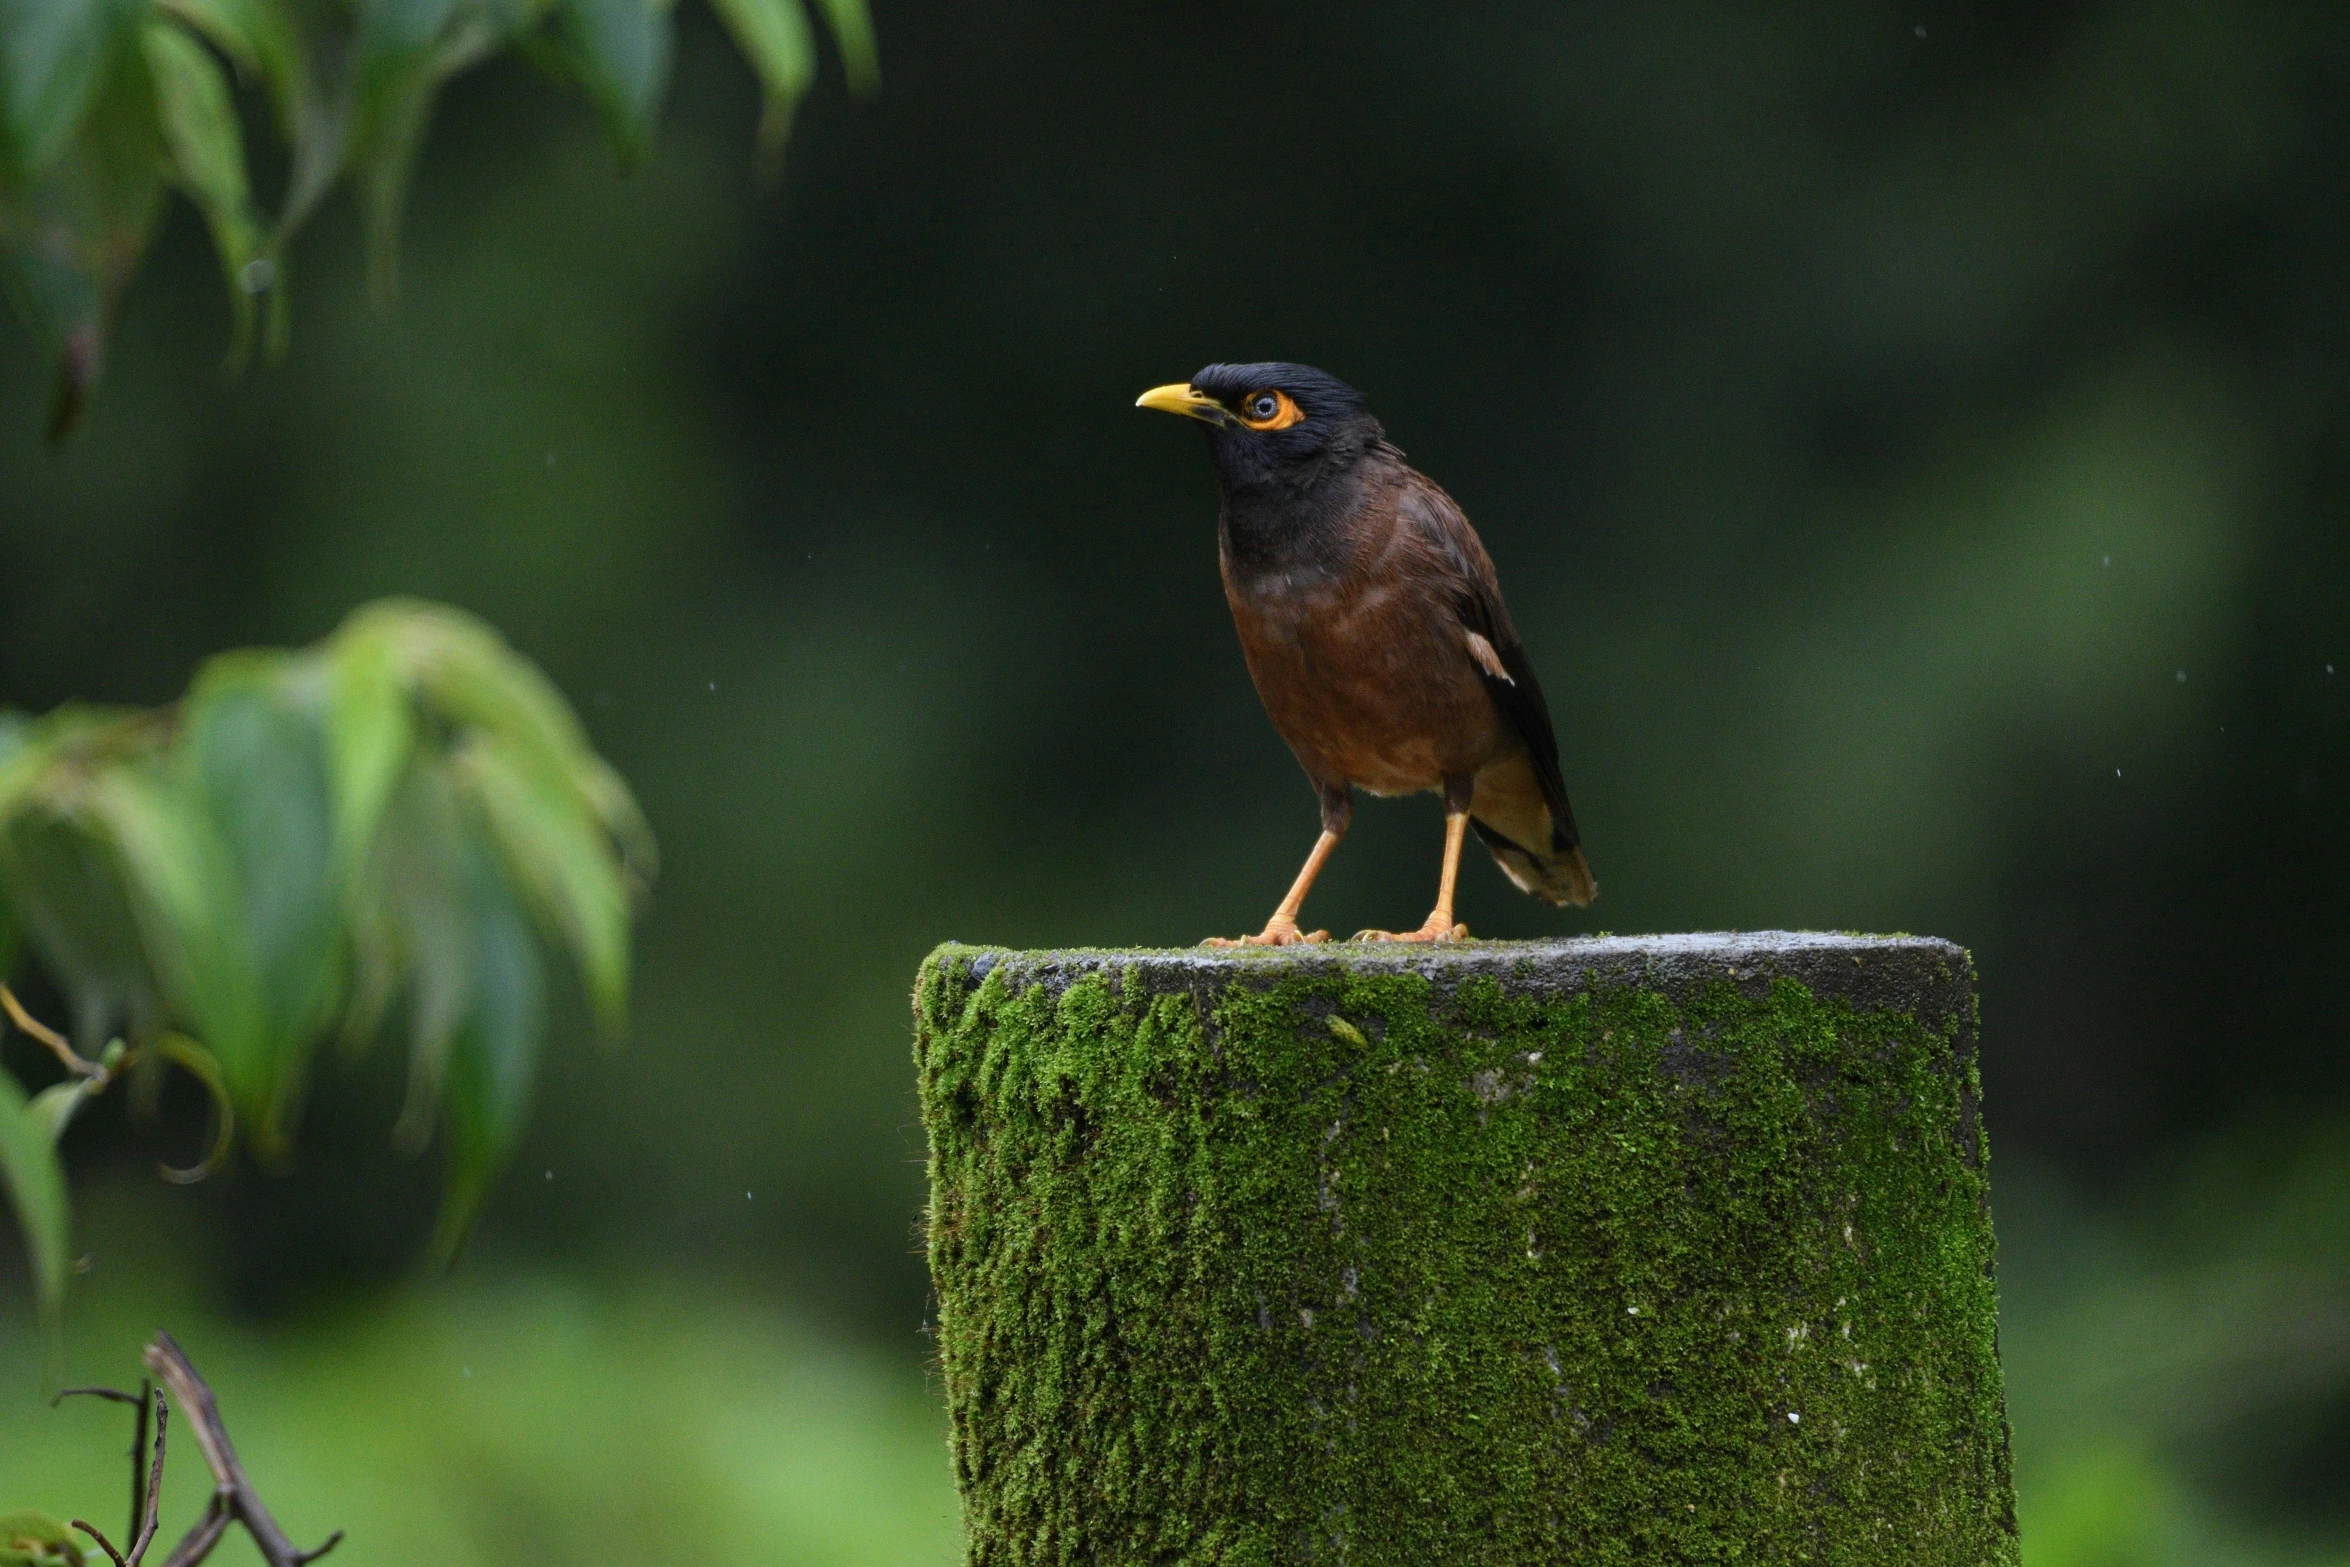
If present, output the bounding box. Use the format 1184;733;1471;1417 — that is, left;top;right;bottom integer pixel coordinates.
0;0;878;438
0;600;655;1317
0;1511;84;1567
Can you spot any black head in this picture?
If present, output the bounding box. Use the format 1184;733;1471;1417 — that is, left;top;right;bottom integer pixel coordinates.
1136;362;1386;495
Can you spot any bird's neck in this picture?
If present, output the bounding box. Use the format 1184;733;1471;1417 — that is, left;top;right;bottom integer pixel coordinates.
1216;465;1370;583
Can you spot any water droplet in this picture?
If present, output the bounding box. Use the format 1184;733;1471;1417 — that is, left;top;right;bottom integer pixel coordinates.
2175;670;2187;683
2102;555;2111;567
2115;769;2122;778
1788;1410;1801;1423
239;257;276;294
1913;23;1926;37
544;1169;554;1181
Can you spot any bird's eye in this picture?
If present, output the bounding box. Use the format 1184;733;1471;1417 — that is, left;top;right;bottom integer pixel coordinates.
1238;390;1305;431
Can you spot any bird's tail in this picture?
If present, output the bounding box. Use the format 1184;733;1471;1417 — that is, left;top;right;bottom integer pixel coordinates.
1468;752;1597;907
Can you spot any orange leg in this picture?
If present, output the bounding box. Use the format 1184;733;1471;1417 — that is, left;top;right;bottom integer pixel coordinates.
1204;828;1342;947
1356;811;1471;943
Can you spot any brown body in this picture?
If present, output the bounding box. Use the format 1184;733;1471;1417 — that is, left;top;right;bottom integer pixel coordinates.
1224;464;1507;794
1220;455;1595;908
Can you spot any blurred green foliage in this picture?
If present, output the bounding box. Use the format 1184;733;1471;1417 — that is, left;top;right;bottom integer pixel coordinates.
0;0;875;437
0;600;653;1317
0;1183;958;1565
0;0;2343;1557
0;1511;82;1567
2001;1124;2350;1567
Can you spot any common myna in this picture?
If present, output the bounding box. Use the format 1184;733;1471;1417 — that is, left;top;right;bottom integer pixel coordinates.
1139;362;1596;945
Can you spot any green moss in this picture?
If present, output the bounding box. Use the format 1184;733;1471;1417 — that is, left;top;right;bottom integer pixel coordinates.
916;939;2017;1566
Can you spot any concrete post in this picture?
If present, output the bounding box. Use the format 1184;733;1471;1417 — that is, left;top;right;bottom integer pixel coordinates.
915;933;2017;1565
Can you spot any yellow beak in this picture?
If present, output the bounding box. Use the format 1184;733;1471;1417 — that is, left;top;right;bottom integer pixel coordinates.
1134;382;1230;423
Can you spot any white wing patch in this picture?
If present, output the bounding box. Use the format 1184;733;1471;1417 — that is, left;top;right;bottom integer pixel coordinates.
1465;629;1514;685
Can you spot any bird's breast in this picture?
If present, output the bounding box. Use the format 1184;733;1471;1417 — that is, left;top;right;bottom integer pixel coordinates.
1222;564;1506;795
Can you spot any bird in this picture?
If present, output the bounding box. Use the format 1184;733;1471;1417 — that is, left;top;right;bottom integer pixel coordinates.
1137;361;1596;946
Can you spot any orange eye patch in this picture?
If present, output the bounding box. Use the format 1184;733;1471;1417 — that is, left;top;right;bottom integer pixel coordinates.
1238;390;1306;431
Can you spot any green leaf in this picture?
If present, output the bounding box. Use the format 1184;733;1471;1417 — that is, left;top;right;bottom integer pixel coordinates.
0;706;126;826
348;0;455;298
0;35;167;437
0;813;167;1047
351;69;436;301
150;1030;235;1182
0;719;19;975
807;0;876;95
180;655;341;1149
457;734;630;1037
154;0;300;121
27;1062;109;1142
359;0;467;61
77;765;272;1145
0;710;171;1045
357;605;645;1036
0;1510;86;1567
0;0;141;177
427;832;544;1264
339;600;656;888
342;2;552;301
141;18;265;362
324;609;417;881
552;0;675;168
706;0;813;170
350;758;475;1149
0;1063;69;1322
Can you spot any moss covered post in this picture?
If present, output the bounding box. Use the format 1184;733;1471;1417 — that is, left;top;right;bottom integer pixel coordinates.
914;934;2018;1565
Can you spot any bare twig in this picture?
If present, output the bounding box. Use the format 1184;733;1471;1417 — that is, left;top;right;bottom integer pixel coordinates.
71;1520;130;1567
0;982;98;1078
292;1531;344;1564
51;1383;152;1555
129;1381;154;1552
143;1333;341;1567
49;1338;343;1567
51;1386;145;1406
156;1500;230;1567
130;1394;167;1564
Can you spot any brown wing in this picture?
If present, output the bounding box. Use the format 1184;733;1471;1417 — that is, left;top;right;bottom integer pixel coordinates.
1395;474;1597;905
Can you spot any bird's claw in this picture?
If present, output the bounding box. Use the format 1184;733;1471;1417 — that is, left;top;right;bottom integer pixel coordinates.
1352;921;1469;944
1202;922;1329;948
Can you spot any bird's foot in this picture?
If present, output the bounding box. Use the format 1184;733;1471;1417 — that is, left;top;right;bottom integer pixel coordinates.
1202;917;1328;948
1352;917;1470;944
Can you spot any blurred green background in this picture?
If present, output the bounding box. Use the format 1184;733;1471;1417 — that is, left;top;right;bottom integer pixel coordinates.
4;0;2349;1561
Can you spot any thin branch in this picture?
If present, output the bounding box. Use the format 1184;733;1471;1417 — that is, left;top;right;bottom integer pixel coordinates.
156;1499;230;1567
0;982;98;1077
72;1520;130;1567
293;1532;344;1564
130;1381;154;1554
142;1333;337;1567
51;1382;153;1553
52;1386;145;1406
129;1393;167;1565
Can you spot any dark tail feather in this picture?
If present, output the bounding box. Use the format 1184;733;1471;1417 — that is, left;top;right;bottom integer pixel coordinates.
1471;819;1598;907
1468;753;1597;907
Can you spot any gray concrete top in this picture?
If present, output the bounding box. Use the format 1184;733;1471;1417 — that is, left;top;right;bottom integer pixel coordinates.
933;931;1974;1036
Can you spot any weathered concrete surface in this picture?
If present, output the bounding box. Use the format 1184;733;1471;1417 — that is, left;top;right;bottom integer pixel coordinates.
916;934;2017;1566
